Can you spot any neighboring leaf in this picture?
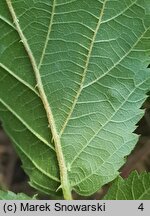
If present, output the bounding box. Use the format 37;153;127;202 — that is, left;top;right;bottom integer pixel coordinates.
104;172;150;200
0;190;35;200
0;0;150;199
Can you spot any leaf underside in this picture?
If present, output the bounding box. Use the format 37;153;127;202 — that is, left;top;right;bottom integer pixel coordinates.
0;0;150;197
104;171;150;200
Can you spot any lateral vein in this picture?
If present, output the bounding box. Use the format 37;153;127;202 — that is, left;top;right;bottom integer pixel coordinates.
0;63;39;96
38;0;56;69
11;136;60;182
59;0;107;137
0;98;54;150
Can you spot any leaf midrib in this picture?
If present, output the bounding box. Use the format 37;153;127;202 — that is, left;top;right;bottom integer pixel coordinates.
6;0;71;200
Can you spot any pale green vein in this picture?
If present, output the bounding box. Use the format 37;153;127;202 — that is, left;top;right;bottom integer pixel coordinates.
59;0;107;137
38;0;56;69
131;174;136;199
138;182;150;199
0;63;39;96
6;0;72;200
71;82;145;167
9;135;60;182
101;0;137;24
0;15;16;29
117;183;128;200
0;98;54;150
56;0;76;7
30;181;58;195
71;79;148;186
83;27;150;89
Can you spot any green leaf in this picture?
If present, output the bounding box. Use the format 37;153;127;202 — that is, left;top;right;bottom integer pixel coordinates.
0;0;150;199
0;190;35;200
104;172;150;200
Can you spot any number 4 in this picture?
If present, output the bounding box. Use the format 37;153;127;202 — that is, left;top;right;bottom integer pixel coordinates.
138;203;144;211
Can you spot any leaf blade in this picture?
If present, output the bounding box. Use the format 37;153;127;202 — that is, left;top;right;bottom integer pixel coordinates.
104;172;150;200
0;0;150;197
0;190;35;200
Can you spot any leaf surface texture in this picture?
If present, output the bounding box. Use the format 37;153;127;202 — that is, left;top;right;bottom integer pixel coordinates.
0;0;150;196
104;172;150;200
